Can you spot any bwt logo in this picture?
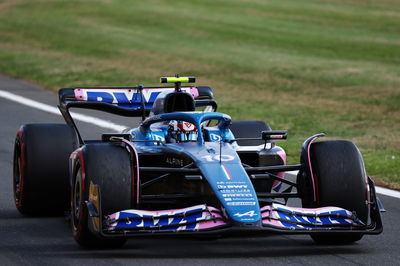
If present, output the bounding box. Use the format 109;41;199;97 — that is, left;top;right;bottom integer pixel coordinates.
76;88;194;108
276;208;352;228
115;208;204;230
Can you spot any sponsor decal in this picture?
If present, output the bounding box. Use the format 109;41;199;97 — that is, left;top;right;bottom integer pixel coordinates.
165;157;184;167
234;210;258;217
152;134;165;142
217;181;257;207
275;208;351;228
261;204;359;229
210;133;222;141
220;189;251;193
223;193;252;197
75;87;197;109
217;184;249;189
227;202;256;206
108;205;226;231
114;208;203;230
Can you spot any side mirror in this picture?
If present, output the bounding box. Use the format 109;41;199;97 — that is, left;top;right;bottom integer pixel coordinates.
261;130;288;141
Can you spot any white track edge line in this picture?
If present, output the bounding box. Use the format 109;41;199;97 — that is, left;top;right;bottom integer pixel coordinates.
375;186;400;199
0;90;127;131
1;90;399;199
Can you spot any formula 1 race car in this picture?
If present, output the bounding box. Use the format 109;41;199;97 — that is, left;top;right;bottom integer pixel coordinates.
13;76;383;248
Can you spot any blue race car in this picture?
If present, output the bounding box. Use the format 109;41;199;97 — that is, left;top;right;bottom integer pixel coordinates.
13;76;383;248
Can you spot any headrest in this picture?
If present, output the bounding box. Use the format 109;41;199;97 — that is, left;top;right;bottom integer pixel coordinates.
164;92;195;113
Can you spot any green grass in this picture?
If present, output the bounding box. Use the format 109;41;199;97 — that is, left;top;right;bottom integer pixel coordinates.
1;0;399;188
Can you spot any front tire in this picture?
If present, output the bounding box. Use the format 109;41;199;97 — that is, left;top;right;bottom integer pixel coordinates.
71;143;135;248
308;140;368;244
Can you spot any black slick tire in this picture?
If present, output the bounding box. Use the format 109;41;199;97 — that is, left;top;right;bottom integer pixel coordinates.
308;140;368;244
13;124;78;216
71;143;135;248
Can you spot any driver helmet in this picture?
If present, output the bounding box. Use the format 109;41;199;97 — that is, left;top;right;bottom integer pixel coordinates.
168;120;198;142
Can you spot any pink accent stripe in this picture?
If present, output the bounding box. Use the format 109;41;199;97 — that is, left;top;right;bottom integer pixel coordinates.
198;219;227;229
272;150;287;190
262;218;282;227
74;88;84;101
121;139;140;205
272;178;282;190
108;213;117;220
114;205;209;216
16;129;25;209
307;137;319;203
277;150;286;163
260;204;353;214
110;205;225;217
222;165;232;180
190;87;199;99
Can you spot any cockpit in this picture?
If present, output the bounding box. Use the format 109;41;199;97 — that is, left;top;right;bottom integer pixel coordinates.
166;120;198;143
140;77;229;144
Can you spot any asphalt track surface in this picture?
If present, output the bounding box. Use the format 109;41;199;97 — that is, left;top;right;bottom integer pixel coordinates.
0;74;399;265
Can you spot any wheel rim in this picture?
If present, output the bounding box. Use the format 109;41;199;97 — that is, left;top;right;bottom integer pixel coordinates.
72;170;82;230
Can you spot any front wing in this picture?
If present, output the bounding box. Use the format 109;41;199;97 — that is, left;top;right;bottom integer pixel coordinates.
84;178;382;238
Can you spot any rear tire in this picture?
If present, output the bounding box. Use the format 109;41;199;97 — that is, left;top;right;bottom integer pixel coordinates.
71;143;135;248
308;140;368;244
13;124;78;215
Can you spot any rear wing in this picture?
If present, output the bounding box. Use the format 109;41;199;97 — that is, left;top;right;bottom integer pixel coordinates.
59;86;216;115
58;85;217;144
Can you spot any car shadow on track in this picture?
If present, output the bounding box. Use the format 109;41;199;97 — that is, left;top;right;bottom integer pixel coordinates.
10;236;370;260
0;209;372;261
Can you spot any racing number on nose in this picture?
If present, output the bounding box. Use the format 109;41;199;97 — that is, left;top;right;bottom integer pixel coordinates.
202;155;235;162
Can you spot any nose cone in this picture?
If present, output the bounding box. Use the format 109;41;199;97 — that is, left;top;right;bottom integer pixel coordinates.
193;144;261;224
